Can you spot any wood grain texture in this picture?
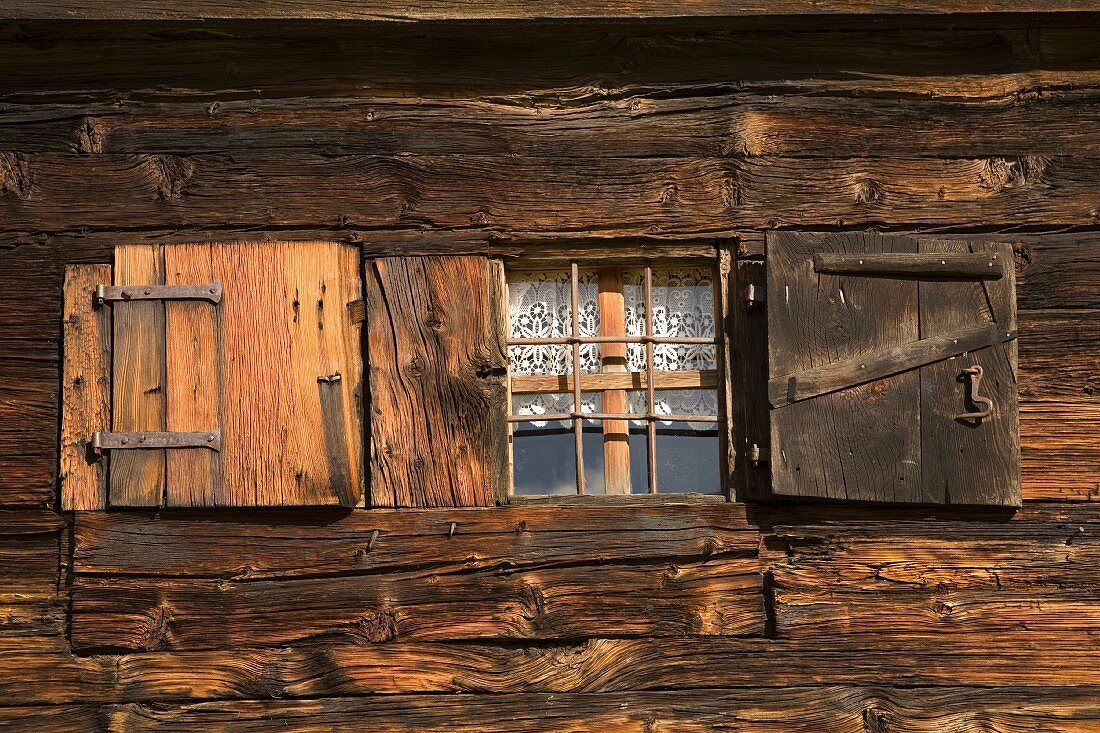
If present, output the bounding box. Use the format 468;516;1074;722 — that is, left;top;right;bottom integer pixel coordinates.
163;245;221;507
15;93;1100;159
5;2;1100;21
70;558;763;651
918;241;1019;506
1021;401;1100;501
88;687;1100;733
110;245;166;507
10;153;1100;234
367;256;507;507
597;266;631;494
768;232;922;502
72;504;759;578
203;242;363;507
61;265;111;511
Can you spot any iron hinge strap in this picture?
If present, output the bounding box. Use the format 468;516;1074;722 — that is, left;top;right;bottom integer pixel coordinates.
95;281;222;308
91;429;222;455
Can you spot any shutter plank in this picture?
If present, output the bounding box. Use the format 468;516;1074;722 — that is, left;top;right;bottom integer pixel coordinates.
164;245;223;507
367;256;507;507
110;245;166;507
206;243;362;507
919;241;1020;506
61;265;111;511
768;232;922;502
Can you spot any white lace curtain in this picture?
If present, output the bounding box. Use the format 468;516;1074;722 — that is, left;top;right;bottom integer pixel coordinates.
508;267;718;428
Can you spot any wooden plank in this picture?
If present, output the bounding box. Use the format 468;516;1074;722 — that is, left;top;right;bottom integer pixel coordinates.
1019;309;1100;401
70;557;764;651
768;232;922;502
0;706;108;733
13;154;1100;234
1022;401;1100;502
511;369;716;395
4;25;1099;105
768;322;1013;408
98;687;1100;732
109;639;1100;701
813;251;1003;279
366;256;507;508
206;242;362;507
918;241;1019;506
61;264;111;511
16;93;1100;159
728;258;769;501
110;245;166;507
5;1;1100;21
163;245;221;507
73;504;759;579
598;266;631;495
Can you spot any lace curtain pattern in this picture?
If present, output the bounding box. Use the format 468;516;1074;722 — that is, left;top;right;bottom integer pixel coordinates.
508;267;717;428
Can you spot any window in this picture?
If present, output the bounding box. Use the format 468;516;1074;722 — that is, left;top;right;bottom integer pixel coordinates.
62;236;1022;510
506;261;725;496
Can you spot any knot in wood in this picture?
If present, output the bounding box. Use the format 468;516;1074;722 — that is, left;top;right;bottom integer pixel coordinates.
424;309;444;331
144;154;195;201
0;153;33;200
74;116;106;154
855;178;883;204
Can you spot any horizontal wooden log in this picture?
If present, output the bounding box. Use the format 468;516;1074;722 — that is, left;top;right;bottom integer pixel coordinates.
109;635;1100;703
102;686;1100;733
1018;309;1100;400
1021;401;1100;501
769;502;1100;638
9;1;1100;21
9;153;1100;232
70;556;764;651
72;504;757;579
4;24;1099;104
0;705;106;733
12;93;1100;159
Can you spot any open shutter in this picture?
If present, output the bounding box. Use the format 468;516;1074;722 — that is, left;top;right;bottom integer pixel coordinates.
365;256;508;507
62;242;364;509
767;232;1019;506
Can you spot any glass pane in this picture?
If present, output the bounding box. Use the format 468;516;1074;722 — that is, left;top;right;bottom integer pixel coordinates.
578;419;649;495
652;388;718;425
508;269;571;339
656;425;720;494
512;421;577;496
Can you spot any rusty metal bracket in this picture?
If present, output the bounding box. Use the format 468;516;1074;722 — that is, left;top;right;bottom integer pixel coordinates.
91;429;222;456
957;365;994;421
95;281;222;308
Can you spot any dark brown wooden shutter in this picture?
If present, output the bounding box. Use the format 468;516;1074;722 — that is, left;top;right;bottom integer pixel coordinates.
62;242;364;509
766;232;1019;506
365;256;508;507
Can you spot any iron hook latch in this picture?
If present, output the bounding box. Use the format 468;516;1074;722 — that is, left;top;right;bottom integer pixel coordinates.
957;365;994;421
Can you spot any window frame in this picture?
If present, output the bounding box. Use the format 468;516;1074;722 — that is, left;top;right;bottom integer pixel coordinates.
500;245;734;503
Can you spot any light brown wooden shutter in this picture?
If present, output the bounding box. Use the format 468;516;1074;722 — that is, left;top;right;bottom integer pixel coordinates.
766;232;1019;506
62;242;364;509
365;256;507;507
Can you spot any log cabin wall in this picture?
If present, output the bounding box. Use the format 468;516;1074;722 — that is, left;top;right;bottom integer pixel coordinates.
1;11;1099;730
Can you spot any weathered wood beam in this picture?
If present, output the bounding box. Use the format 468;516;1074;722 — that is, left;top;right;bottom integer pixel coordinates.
511;369;717;395
11;94;1100;158
6;154;1100;232
7;1;1100;21
78;686;1100;733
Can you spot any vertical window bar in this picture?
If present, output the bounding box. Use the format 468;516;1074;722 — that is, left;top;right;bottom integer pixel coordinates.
644;265;658;494
570;262;586;495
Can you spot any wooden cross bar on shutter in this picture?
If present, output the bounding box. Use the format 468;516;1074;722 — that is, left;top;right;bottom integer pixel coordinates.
766;232;1020;506
61;242;364;509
